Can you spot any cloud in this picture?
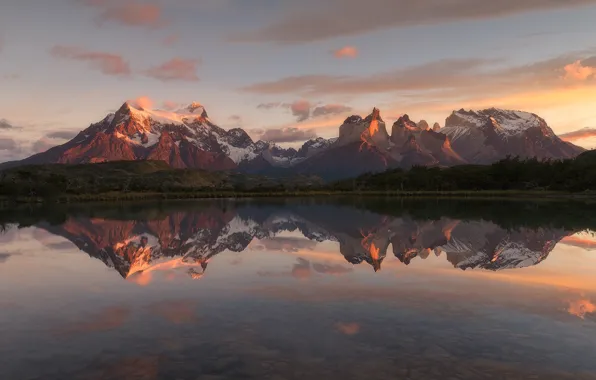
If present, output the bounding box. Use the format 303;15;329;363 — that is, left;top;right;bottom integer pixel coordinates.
563;60;596;81
256;100;310;121
233;0;596;43
312;104;353;117
333;46;358;58
0;253;12;264
46;131;78;140
260;127;317;143
559;128;596;142
257;258;312;280
129;96;154;109
291;100;311;122
312;263;353;275
45;241;77;251
50;45;131;76
0;119;20;130
0;138;18;151
144;58;200;82
32;138;56;154
228;115;242;122
82;0;166;29
257;237;318;252
257;100;351;122
257;102;287;110
242;54;596;108
242;58;494;95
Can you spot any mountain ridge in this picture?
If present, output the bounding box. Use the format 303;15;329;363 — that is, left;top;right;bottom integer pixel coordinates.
0;102;585;180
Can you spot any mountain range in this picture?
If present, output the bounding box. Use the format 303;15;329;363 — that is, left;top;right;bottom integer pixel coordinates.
0;102;584;180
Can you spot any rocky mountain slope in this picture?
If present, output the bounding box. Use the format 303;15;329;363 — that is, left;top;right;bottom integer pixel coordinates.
0;102;584;180
441;108;583;164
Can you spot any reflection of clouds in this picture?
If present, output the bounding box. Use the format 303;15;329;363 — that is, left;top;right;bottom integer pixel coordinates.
336;322;360;335
292;258;312;280
45;241;76;251
567;298;596;319
54;306;131;336
258;258;352;280
561;232;596;251
312;263;353;275
147;299;199;325
254;237;318;253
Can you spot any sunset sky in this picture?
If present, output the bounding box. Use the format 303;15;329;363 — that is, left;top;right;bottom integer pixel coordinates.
2;0;596;161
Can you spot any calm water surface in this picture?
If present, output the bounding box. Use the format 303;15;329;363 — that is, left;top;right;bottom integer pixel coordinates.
1;198;596;380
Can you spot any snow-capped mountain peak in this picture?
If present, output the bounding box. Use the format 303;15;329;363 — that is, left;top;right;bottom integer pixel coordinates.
440;107;581;164
0;101;584;179
447;108;548;136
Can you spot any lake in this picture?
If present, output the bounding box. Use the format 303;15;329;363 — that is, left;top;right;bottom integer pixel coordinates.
1;198;596;380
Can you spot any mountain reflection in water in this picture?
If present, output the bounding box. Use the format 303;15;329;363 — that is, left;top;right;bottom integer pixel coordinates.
1;198;596;380
21;200;579;281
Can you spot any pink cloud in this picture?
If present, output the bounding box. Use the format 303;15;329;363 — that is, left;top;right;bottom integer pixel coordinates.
312;104;353;117
333;46;358;58
233;0;596;44
145;58;200;82
129;96;154;109
50;45;131;76
563;60;596;81
291;100;311;122
83;0;166;29
559;128;596;142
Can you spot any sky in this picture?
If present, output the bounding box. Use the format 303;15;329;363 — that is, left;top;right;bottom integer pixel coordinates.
2;0;596;162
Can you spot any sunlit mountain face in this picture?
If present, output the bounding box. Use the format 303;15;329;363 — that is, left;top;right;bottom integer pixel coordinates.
2;199;596;380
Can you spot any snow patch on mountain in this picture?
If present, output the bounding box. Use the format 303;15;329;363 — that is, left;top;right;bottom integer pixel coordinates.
216;135;258;164
444;108;549;137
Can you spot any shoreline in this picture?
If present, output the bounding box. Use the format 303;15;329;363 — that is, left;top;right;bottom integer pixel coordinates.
2;190;596;205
